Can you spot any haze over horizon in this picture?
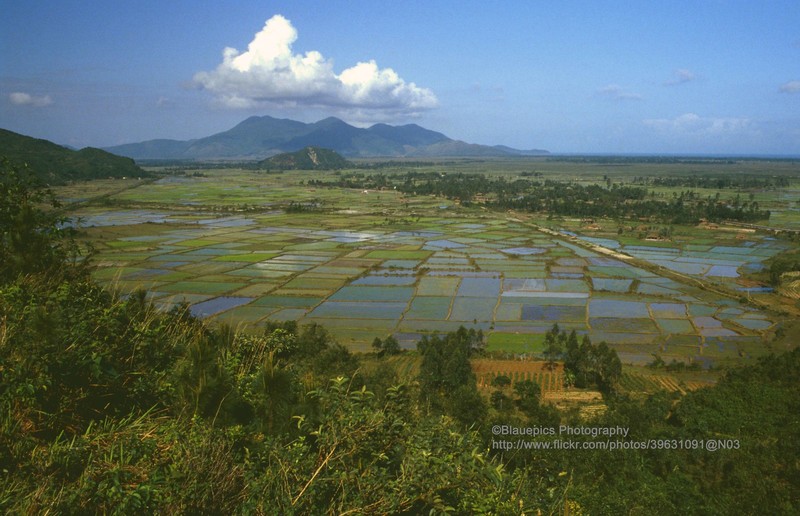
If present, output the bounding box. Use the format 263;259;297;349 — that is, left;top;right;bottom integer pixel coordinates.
2;1;799;155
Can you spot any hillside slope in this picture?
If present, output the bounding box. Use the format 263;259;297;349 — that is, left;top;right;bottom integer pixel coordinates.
260;146;351;170
1;128;146;183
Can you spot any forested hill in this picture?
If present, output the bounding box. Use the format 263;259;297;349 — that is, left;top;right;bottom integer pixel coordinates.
259;146;351;170
0;128;147;184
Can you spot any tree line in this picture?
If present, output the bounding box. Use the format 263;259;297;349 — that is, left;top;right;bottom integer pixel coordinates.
308;170;771;224
631;174;791;189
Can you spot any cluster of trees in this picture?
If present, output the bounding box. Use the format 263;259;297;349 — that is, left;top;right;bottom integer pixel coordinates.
648;354;703;372
284;199;324;213
545;156;741;165
371;334;401;356
0;159;89;282
542;324;623;393
357;160;442;169
498;184;769;224
632;174;791;189
395;172;532;202
306;170;770;224
487;371;560;434
417;327;486;424
766;248;800;286
309;170;535;202
306;172;393;190
2;158;798;513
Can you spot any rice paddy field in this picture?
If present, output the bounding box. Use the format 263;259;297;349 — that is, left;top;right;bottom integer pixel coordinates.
64;163;800;379
557;225;791;290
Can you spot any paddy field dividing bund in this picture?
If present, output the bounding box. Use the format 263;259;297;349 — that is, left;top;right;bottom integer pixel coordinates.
63;164;799;383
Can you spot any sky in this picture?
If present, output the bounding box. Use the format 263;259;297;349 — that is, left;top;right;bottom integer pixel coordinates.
2;0;799;155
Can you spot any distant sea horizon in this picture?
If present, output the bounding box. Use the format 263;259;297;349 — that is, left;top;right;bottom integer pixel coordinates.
549;153;800;160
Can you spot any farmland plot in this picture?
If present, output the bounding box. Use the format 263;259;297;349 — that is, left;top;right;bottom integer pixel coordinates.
72;169;789;370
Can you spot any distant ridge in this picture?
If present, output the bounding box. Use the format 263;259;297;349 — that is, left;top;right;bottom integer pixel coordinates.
491;144;551;156
104;116;550;160
0;128;147;184
260;146;351;170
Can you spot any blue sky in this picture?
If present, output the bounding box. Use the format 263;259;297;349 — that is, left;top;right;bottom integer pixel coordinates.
2;0;799;154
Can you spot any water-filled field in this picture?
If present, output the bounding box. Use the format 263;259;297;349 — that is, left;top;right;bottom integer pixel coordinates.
78;177;784;369
561;227;789;290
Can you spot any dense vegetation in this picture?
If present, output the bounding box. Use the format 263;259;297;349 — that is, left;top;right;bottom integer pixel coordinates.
631;174;791;189
307;171;771;224
0;129;147;184
765;248;800;286
0;159;88;282
544;156;792;166
1;158;798;513
543;324;623;393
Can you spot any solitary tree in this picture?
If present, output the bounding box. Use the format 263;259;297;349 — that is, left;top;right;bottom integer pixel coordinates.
543;324;563;370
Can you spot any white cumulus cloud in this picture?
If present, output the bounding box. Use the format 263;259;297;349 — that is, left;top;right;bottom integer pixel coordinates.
779;80;800;94
9;92;53;107
193;15;437;116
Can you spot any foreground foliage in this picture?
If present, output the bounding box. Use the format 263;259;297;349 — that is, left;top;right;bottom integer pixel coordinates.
2;274;798;513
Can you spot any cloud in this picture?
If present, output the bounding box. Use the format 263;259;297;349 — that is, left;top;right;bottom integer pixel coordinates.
193;15;437;117
665;68;696;85
156;96;175;108
596;84;643;101
779;81;800;94
9;92;53;107
643;113;751;135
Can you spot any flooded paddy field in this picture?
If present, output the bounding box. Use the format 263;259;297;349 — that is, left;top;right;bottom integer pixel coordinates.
554;220;793;302
67;167;796;370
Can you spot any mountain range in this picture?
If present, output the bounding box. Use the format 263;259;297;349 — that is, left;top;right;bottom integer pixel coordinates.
104;116;549;160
